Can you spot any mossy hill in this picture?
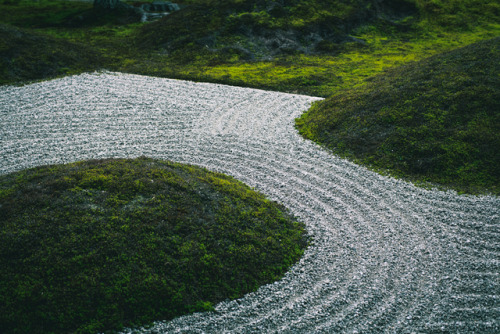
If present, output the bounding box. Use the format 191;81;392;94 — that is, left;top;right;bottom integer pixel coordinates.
0;23;103;85
136;0;419;61
0;158;307;333
297;37;500;195
0;1;499;93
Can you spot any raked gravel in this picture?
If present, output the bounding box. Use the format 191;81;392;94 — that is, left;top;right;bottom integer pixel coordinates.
1;72;499;333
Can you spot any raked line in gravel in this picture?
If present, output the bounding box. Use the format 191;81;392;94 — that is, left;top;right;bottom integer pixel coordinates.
1;72;499;333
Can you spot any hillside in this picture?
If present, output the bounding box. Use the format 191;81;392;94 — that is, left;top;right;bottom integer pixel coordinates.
0;0;499;95
0;23;101;85
296;37;500;195
137;0;418;61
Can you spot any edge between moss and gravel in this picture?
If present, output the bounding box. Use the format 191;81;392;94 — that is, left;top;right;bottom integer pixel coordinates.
0;157;308;334
296;37;500;196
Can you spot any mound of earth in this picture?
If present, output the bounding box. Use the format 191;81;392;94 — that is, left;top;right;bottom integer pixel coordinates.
137;0;418;60
0;24;101;84
296;37;500;194
0;157;307;333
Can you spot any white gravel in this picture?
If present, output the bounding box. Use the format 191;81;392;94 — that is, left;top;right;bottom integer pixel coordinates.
1;72;499;333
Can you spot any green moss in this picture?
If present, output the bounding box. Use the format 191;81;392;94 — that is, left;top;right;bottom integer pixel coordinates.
1;0;499;94
0;0;91;28
296;37;500;195
0;23;103;85
0;157;307;333
412;0;500;29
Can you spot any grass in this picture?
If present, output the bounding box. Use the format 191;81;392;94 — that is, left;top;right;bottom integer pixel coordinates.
0;157;307;333
296;37;500;195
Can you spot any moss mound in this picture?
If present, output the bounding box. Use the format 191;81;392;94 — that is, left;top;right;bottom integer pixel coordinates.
297;37;500;195
0;23;101;85
413;0;500;28
137;0;418;61
0;157;307;333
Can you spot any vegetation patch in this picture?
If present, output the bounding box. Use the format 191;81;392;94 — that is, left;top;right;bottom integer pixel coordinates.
0;23;102;85
296;37;500;195
1;0;499;97
136;0;418;61
0;157;307;333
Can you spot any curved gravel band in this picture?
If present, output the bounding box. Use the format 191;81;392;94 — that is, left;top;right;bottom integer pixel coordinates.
1;72;499;333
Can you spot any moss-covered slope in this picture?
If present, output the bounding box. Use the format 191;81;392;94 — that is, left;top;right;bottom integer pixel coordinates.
136;0;500;62
138;0;418;61
0;0;499;91
413;0;500;28
0;23;101;85
296;37;500;195
0;157;307;333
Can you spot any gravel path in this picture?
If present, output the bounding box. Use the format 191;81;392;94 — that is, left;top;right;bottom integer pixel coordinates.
1;72;499;333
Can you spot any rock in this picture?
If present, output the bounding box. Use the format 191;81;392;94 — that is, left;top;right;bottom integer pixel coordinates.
137;1;180;21
140;1;180;13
